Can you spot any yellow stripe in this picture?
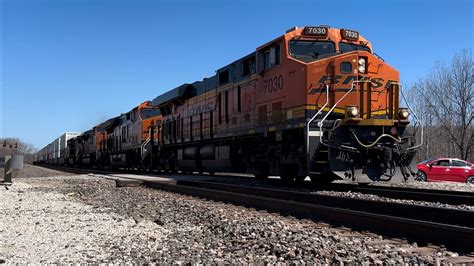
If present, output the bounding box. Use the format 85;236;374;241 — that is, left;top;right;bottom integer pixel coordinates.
344;119;395;126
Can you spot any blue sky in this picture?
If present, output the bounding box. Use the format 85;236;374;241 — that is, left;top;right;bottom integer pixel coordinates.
1;0;473;149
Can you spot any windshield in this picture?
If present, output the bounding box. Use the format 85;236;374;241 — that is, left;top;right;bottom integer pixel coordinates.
140;108;161;119
289;40;335;62
339;42;371;53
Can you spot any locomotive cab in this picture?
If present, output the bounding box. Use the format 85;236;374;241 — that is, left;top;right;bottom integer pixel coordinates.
105;101;161;168
281;26;419;182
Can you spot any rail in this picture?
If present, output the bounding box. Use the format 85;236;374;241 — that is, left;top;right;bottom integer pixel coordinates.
141;138;151;157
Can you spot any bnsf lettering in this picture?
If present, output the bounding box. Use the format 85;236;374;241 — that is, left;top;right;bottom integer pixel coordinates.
318;75;343;84
188;102;213;116
316;75;394;89
264;75;283;94
370;78;384;89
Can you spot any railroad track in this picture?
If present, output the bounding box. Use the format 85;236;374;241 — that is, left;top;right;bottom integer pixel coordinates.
308;183;474;206
148;179;473;253
35;165;474;253
39;164;474;206
191;176;474;206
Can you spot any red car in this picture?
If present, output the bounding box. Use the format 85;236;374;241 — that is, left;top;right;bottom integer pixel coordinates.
416;158;474;183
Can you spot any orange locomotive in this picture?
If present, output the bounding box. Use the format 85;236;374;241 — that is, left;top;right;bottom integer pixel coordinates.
103;101;161;168
150;26;420;182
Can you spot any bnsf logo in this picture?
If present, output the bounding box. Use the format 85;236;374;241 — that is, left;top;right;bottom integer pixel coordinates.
308;75;398;94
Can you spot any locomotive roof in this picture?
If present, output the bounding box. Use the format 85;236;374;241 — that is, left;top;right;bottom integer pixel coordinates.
94;116;120;132
152;52;254;107
152;83;197;107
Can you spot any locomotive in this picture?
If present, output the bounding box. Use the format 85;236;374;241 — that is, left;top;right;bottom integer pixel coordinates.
36;26;420;183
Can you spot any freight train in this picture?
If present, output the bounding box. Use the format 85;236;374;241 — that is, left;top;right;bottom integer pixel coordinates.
35;26;421;183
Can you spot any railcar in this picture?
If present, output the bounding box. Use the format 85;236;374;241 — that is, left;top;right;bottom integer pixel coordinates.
150;26;420;183
57;133;80;165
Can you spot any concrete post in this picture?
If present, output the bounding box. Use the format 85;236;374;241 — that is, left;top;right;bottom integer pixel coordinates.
3;155;12;184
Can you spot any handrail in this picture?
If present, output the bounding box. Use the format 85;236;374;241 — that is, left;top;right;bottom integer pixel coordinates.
395;82;423;150
141;138;151;157
319;80;366;146
306;84;329;155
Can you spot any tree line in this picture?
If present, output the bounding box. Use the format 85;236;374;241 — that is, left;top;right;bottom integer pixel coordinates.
408;49;473;162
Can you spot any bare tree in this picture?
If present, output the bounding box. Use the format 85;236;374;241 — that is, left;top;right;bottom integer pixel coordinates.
409;49;473;161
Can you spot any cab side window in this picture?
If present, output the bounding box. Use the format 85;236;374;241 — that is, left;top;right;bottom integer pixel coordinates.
260;43;281;71
242;56;256;77
435;160;450;167
218;69;230;85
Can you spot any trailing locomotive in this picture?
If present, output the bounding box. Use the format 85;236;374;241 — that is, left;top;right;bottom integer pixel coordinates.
36;26;420;183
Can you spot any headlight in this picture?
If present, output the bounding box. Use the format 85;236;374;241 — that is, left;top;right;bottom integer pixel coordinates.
358;58;366;73
347;106;359;118
398;108;409;119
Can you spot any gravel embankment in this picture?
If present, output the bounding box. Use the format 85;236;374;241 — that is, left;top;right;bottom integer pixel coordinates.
1;174;472;264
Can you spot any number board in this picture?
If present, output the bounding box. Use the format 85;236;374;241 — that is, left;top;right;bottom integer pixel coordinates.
341;29;359;41
303;26;328;37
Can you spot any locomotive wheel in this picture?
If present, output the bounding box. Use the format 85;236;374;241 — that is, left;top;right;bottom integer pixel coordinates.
255;171;269;180
309;173;334;184
295;175;307;182
280;174;294;182
255;168;269;180
254;161;269;180
280;164;299;183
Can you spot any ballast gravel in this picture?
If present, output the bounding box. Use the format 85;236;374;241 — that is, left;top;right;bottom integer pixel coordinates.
314;190;474;211
334;179;474;192
1;171;472;264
